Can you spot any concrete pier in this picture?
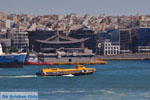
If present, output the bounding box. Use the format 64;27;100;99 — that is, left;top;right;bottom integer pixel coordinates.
96;53;150;60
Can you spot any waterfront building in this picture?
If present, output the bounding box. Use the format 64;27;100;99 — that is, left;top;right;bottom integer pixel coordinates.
119;29;132;53
137;28;150;53
130;29;139;53
110;30;120;43
96;35;105;55
0;32;11;52
0;39;11;53
35;31;91;53
96;29;120;55
28;30;56;52
98;29;120;43
28;31;95;63
11;31;29;51
101;40;120;55
70;27;97;53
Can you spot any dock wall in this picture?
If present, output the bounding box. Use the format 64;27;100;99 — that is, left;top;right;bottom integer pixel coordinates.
96;53;150;60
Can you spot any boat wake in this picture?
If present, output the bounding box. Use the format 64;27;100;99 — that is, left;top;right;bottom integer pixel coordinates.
0;75;37;78
62;74;74;77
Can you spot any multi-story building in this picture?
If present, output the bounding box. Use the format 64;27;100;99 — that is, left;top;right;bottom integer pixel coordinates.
137;28;150;53
102;40;120;55
96;29;120;55
5;19;15;29
0;11;7;21
110;30;120;43
70;27;97;53
0;32;11;52
28;30;56;52
11;31;29;51
119;29;132;53
130;29;139;52
0;39;11;52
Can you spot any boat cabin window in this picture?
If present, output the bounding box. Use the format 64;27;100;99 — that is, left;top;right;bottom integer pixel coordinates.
76;65;85;69
69;59;72;62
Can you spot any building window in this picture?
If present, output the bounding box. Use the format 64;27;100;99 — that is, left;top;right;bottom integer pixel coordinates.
114;50;116;54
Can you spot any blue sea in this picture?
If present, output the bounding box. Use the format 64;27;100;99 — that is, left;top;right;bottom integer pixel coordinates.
0;60;150;100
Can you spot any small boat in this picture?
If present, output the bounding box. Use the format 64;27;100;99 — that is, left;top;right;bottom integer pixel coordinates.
36;65;96;76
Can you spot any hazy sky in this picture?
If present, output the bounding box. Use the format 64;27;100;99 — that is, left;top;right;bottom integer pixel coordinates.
0;0;150;16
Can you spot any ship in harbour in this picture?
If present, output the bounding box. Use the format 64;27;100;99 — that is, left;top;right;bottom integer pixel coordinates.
36;65;96;76
0;43;27;68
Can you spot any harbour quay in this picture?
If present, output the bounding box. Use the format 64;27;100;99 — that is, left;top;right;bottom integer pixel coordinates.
96;53;150;60
1;12;150;66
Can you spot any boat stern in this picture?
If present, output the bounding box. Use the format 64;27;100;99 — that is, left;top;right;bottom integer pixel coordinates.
36;71;44;76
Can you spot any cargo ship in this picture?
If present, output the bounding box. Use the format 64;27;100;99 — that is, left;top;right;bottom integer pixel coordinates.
36;65;96;76
0;43;27;68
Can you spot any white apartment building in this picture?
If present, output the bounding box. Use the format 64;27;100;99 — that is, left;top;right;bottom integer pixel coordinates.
103;41;120;55
6;19;15;29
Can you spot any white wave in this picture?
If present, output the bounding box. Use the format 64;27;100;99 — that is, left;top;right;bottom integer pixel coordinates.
74;90;86;93
0;75;37;78
52;90;72;93
144;95;150;98
14;75;37;78
100;90;115;95
137;92;150;98
62;74;74;77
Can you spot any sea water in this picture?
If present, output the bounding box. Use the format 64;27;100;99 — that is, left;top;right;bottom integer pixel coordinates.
0;60;150;100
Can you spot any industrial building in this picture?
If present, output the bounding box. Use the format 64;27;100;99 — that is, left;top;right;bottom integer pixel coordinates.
137;28;150;53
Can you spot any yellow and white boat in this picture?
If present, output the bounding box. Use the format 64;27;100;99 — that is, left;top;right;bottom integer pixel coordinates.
36;65;96;76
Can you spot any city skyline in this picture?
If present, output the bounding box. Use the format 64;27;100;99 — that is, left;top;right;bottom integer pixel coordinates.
0;0;150;16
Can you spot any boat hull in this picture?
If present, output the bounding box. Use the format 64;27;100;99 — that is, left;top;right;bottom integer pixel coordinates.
36;69;95;76
25;61;52;65
0;62;24;68
0;53;27;68
36;72;94;76
72;72;94;76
